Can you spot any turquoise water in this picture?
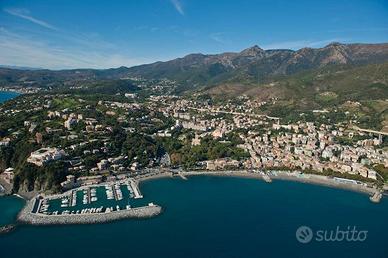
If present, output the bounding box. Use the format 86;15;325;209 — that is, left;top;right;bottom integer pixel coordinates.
0;196;25;226
0;91;20;103
1;176;388;258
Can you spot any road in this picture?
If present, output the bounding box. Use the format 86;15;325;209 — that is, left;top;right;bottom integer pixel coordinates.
188;107;279;120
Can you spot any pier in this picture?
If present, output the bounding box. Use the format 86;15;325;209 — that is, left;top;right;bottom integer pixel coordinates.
177;171;188;180
86;188;91;204
130;179;143;199
262;173;272;183
112;185;118;200
36;198;43;212
69;190;77;207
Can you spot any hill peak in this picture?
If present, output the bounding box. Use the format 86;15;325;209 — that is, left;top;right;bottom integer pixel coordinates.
323;42;349;51
240;45;265;56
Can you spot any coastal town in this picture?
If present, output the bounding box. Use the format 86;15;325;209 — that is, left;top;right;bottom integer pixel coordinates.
0;91;387;209
155;96;387;178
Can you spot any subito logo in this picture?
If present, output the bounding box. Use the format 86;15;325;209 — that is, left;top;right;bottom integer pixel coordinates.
296;226;313;243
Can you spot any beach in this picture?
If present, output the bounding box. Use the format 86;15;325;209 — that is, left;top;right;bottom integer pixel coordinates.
138;169;378;197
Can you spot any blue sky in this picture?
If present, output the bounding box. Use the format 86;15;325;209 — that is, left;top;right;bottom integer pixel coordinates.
0;0;387;69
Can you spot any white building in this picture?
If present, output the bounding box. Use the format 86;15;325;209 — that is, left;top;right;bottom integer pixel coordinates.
64;117;77;130
2;167;14;184
0;138;10;146
27;148;66;166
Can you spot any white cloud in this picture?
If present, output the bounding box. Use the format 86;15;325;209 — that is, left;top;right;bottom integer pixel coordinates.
262;38;349;50
4;8;57;30
170;0;184;15
0;28;150;69
210;32;228;44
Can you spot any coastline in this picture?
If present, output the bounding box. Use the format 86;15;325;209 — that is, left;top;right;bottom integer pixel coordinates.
269;172;376;195
136;172;173;184
137;169;378;197
0;89;26;95
10;169;377;203
15;190;40;200
1;169;381;228
0;90;21;101
181;170;377;196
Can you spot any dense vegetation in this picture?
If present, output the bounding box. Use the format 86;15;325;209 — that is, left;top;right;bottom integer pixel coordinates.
160;131;249;168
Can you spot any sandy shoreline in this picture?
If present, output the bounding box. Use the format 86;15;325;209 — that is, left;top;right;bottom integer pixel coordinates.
137;172;173;184
137;170;378;197
189;170;377;195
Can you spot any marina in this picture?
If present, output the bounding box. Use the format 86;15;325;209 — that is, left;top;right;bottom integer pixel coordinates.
17;179;160;225
41;181;147;215
18;199;161;225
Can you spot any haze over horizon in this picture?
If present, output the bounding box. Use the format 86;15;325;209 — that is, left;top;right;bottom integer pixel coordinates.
1;0;388;69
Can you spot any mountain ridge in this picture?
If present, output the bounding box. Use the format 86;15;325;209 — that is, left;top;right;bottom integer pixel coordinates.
1;42;388;93
125;42;388;89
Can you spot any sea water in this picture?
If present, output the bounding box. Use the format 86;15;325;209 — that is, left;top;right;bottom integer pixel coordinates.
0;91;20;103
0;176;387;258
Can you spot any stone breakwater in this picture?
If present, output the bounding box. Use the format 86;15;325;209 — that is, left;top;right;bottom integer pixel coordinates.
0;224;16;234
17;199;162;225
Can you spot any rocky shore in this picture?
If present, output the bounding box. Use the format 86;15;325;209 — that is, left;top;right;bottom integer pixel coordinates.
0;178;12;196
17;198;162;225
0;224;16;234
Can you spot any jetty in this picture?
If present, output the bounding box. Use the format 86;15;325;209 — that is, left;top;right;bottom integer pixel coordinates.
370;190;382;203
260;171;272;183
70;190;77;206
129;179;143;199
177;171;188;180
